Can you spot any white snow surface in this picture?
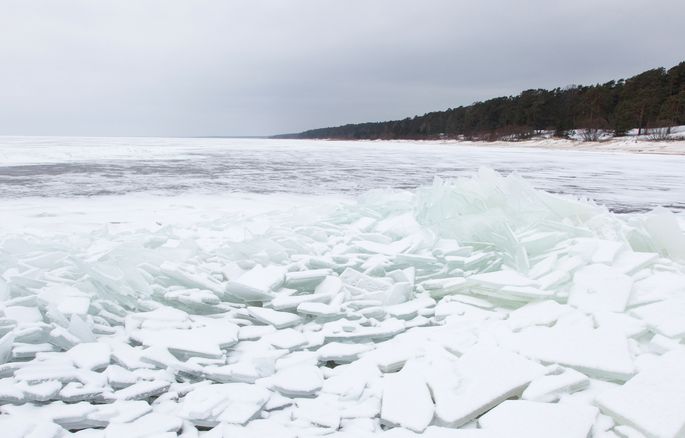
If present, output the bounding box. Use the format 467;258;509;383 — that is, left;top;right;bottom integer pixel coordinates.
1;136;685;213
1;168;685;437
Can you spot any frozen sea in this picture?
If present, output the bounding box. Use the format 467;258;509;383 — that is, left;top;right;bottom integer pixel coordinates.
2;137;685;437
1;136;684;213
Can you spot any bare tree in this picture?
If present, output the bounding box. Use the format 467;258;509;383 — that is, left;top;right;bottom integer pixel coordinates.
581;128;601;142
646;126;671;141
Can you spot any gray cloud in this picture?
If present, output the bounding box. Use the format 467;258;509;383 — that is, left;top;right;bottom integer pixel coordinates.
1;0;683;136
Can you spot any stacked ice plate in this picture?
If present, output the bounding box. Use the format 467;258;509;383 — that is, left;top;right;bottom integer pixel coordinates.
1;169;685;438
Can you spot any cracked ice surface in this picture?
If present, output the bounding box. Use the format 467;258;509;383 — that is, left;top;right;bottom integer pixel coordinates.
1;169;685;438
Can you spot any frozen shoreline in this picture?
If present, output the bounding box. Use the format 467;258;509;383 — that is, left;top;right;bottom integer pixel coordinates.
450;138;685;155
316;137;685;156
1;136;684;213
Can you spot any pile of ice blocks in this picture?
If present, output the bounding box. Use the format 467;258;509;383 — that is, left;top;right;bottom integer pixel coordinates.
1;169;685;438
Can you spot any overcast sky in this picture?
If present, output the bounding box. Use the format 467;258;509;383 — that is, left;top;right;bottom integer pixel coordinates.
1;0;684;137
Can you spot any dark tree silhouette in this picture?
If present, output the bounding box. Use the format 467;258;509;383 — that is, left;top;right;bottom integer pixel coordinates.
276;62;685;141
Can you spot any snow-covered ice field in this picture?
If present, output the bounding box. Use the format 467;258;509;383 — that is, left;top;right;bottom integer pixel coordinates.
1;136;684;212
1;137;685;438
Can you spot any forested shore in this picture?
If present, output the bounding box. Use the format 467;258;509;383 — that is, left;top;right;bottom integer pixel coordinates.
277;62;685;141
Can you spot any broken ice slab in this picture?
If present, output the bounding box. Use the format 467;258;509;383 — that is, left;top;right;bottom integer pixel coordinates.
0;377;26;404
467;270;553;302
3;306;43;324
163;288;221;309
264;328;307;351
432;239;469;258
535;268;571;290
105;365;138;389
159;261;224;294
59;381;105;403
384;297;435;320
506;300;573;331
104;412;183;438
352;238;412;256
293;396;342;429
37;284;91;316
246;307;302;329
65;343;111;371
642;207;685;261
13;362;104;387
296;302;340;318
1;332;21;362
519;231;566;256
12;342;59;359
314;275;344;295
593;311;648;338
528;254;558;279
382;282;413;306
433;300;498;323
612;251;658;275
444;252;495;271
215;418;297;438
316;342;374;363
0;415;66;438
114;380;170;401
418;348;466;429
2;400;98;430
590;239;626;264
568;264;634;313
203;349;281;384
86;400;152;426
126;307;191;330
16;379;62;402
433;346;545;427
421;277;468;299
362;337;423;374
271;364;323;397
129;323;239;359
446;294;495;309
392;253;439;269
630;296;685;338
381;360;434;433
522;366;590;402
69;314;96;343
323;318;405;342
502;325;635;381
479;400;598;438
226;265;286;302
275;350;319;371
110;343;155;371
238;324;276;341
469;272;538;292
596;350;685;438
180;383;270;426
477;285;553;302
320;360;380;401
340;268;392;293
284;268;333;289
628;271;685;306
269;291;333;312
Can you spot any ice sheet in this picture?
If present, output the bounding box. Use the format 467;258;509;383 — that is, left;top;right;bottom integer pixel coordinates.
0;168;683;436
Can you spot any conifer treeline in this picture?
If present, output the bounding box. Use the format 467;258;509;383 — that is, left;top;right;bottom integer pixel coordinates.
277;62;685;140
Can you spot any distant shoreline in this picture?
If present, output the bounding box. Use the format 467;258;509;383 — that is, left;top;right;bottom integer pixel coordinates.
276;137;685;156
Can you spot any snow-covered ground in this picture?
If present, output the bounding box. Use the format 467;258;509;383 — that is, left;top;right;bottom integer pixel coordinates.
449;136;685;155
442;125;685;155
1;138;685;437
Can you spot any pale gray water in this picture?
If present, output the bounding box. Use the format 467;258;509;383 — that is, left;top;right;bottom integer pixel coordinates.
0;137;683;213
